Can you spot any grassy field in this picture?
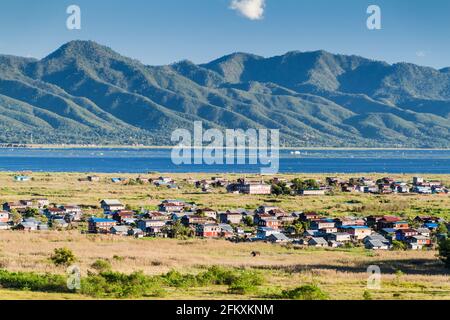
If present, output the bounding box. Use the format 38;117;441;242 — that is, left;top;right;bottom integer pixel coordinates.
1;172;449;219
0;231;448;300
0;172;449;300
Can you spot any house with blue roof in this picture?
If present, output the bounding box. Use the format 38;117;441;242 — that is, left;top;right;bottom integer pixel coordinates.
380;228;397;240
424;222;439;230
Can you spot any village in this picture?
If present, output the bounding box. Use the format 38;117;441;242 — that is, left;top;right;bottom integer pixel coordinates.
1;174;449;251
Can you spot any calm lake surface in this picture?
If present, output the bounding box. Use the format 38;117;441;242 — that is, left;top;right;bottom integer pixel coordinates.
0;148;449;174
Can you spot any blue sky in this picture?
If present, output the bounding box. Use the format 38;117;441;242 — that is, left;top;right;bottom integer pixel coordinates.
0;0;449;68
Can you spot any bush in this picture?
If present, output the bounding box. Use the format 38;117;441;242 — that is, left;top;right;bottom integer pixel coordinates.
91;259;112;272
227;271;265;295
438;238;450;268
162;266;265;294
162;270;198;288
437;223;449;236
391;240;407;251
50;248;76;267
81;271;165;298
0;270;69;293
197;266;236;286
112;255;125;262
363;290;373;300
280;285;328;300
343;242;355;249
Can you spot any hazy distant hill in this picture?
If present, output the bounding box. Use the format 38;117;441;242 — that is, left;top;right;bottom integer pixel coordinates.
1;40;450;147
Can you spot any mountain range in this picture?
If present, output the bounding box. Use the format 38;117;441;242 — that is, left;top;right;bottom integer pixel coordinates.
1;40;450;147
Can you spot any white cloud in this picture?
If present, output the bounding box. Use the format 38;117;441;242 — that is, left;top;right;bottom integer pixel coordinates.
416;51;426;58
230;0;265;20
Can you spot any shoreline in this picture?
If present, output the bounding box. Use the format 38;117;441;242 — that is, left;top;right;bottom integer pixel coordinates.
2;171;450;176
1;144;450;151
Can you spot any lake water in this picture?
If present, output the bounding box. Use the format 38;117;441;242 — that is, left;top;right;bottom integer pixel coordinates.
0;148;449;174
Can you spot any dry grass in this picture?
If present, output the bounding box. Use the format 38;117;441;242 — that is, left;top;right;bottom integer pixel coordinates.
0;230;449;300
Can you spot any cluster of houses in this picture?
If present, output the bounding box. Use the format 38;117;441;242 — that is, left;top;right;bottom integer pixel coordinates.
1;174;448;250
329;176;448;195
291;213;444;250
11;173;448;197
78;175;179;189
0;198;83;231
0;196;448;250
83;199;448;251
197;175;448;196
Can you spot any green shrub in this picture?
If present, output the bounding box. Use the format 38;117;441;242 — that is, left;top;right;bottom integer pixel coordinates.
363;290;373;300
91;259;112;272
227;271;265;295
437;223;448;236
438;238;450;268
280;285;328;300
112;255;125;262
197;266;236;286
0;270;69;293
162;270;198;288
50;248;76;267
81;271;164;298
162;266;265;294
391;240;407;251
344;242;355;249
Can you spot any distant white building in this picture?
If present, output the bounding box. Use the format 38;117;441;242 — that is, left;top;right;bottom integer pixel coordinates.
100;199;125;212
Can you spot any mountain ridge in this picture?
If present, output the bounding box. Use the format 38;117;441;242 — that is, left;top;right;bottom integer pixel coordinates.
0;40;449;147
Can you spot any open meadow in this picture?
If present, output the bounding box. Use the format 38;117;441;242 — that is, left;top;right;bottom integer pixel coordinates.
0;231;449;300
0;172;449;300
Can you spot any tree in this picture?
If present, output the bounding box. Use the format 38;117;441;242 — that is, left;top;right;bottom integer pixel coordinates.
196;210;207;218
271;182;291;196
10;210;22;225
438;238;450;268
243;216;254;227
291;178;319;191
272;184;283;196
436;222;449;235
304;179;320;189
278;182;291;195
168;221;193;239
291;178;306;191
24;207;39;218
408;219;421;229
50;247;77;267
289;222;308;237
391;240;407;251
